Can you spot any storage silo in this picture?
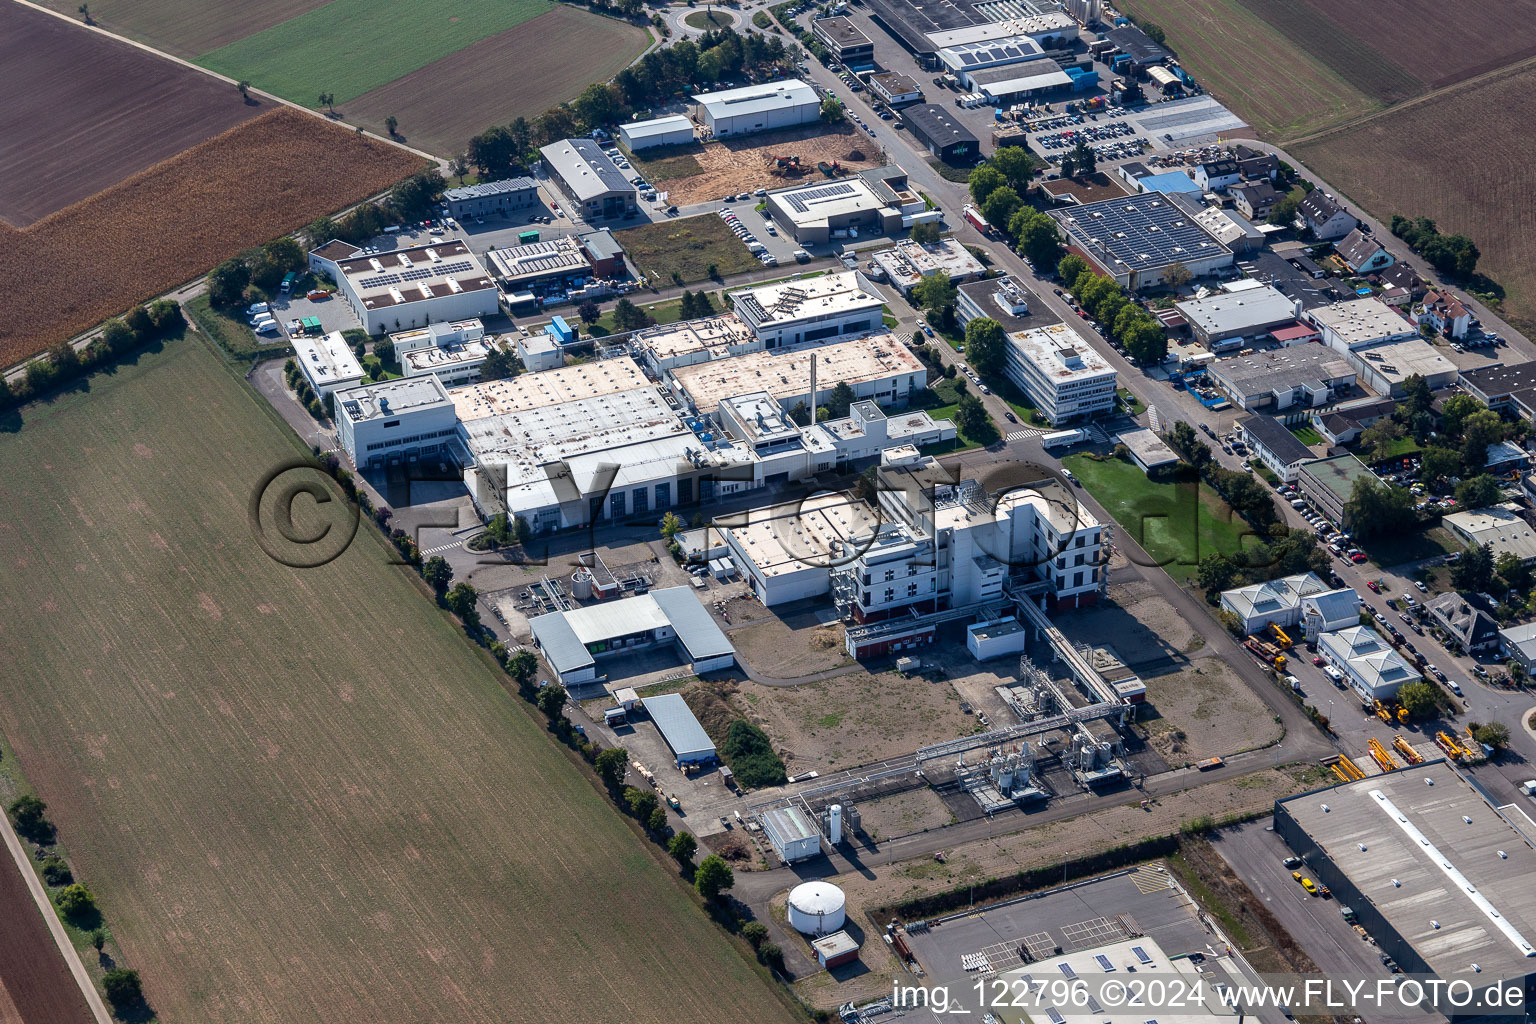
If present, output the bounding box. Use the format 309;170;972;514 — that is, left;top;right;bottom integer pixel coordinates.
787;881;846;936
571;571;593;600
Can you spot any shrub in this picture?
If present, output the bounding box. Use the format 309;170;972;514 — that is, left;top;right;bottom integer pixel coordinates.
741;921;768;948
8;795;53;843
102;968;142;1012
55;883;95;920
720;720;787;788
40;857;73;886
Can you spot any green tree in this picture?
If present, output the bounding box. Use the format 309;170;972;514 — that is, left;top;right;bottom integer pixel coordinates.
1455;474;1502;509
990;145;1038;192
1267;186;1305;226
967;164;1007;206
55;883;95;920
1400;374;1433;417
596;747;629;790
625;786;659;821
1343;476;1416;539
1011;208;1063;269
1360;417;1406;464
480;345;519;382
422;556;452;595
909;220;941;245
1068;138;1096;177
1450;542;1494;592
306;215;339;247
1163;260;1192;288
236;80;250;100
825;381;856;419
1196;553;1238;596
659;510;684;539
1396;680;1441;720
536;682;568;719
979;186;1022;236
1472;721;1510;750
668;830;698;866
1460;408;1505;475
207;257;250;308
91;930;106;953
576;299;602;324
1419;447;1461;490
449;152;470;184
7;795;50;842
647;806;669;833
955;393;991;440
740;921;769;948
819;96;844;122
445;582;480;629
1496;551;1531;594
1057;253;1088;284
963;317;1005;377
508;649;539;689
102;969;143;1012
912;273;958;323
384;115;399;136
612;298;651;331
694;854;735;901
467;125;521;179
1438;392;1482;440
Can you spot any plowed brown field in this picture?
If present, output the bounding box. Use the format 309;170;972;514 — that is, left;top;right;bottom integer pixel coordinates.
0;107;424;368
0;847;92;1024
0;3;268;227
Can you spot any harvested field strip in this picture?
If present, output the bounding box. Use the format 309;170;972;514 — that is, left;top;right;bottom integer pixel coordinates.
1116;0;1379;139
0;845;93;1024
0;336;801;1024
0;3;268;227
197;0;555;106
33;0;334;57
0;107;423;368
1235;0;1423;104
1291;62;1536;336
343;7;651;157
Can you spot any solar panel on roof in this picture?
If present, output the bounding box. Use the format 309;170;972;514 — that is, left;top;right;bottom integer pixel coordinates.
1094;954;1115;971
1059;963;1076;978
1087;996;1104;1013
1131;945;1153;964
1047;1009;1066;1024
785;181;857;214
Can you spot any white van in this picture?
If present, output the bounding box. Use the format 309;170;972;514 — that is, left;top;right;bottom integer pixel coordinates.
747;241;767;254
793;249;811;262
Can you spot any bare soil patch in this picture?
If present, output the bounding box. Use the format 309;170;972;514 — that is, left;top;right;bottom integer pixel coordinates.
1139;660;1282;763
34;0;332;57
654;122;888;205
0;107;424;367
856;788;956;841
0;3;267;227
729;614;852;679
345;7;651;157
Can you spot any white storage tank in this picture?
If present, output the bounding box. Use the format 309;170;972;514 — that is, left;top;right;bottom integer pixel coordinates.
571;570;593;600
787;881;846;936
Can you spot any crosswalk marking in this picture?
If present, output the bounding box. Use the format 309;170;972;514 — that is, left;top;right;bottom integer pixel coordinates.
421;541;461;555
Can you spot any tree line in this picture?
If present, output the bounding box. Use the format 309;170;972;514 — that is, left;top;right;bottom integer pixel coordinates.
1056;254;1168;363
0;299;183;412
966;147;1065;269
1390;215;1480;279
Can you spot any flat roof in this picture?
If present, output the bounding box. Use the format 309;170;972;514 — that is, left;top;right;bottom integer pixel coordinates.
670;332;924;413
732;270;884;329
396;326;498;374
925;12;1074;48
693;79;818;119
1444;504;1536;563
1300;452;1377;502
642;692;716;758
336;374;453;424
1237;414;1314;466
871;237;984;289
1279;760;1536;980
870;71;921;96
1138;170;1202;195
293;330;363;388
721;492;880;579
1353;337;1458;387
1175;284;1296;336
1007;322;1116;383
1116;427;1180;468
335;241;496;309
1307;298;1416;348
813;15;871;47
635;314;758;365
899;103;980;149
1208;346;1356;400
451;356;652;419
937;33;1045;70
539;137;635;202
1461;360;1536;399
969;64;1073;95
957;275;1059;333
768;177;888;228
443;177;535;202
486;235;591;284
1052;194;1230;273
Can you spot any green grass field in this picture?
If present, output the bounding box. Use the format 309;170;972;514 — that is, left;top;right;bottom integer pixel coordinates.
1064;454;1260;582
197;0;555;105
617;216;760;285
1288;424;1323;445
0;337;798;1024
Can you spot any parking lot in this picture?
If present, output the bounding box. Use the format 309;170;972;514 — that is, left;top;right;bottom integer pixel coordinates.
1029;112;1148;163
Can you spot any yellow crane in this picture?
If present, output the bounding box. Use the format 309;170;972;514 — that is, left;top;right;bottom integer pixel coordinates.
1393;736;1424;764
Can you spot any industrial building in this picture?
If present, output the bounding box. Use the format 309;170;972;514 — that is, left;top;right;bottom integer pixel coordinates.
763;807;823;863
1219;571;1329;635
1236;414;1314;483
1115;427;1179;474
618;114;694;151
392;319;500;387
729;270;886;347
539;137;637;221
667;331;926;413
970;62;1078;103
632;314;762;372
442;177;538;220
1188;203;1264;254
899;103;980;163
315;239;499;335
1309;299;1457;395
641;691;721;764
692;80;819;138
966;616;1028;661
1298;453;1378;525
863;0;1076;68
335;375;460;469
763;172;917;244
1050;195;1235;291
956;274;1055;333
1204;345;1356;412
292;330;364;396
812;16;874;68
1309;297;1418;350
486;232;625;302
870;236;985;294
1126;169;1201;196
1173;283;1300;351
1104;24;1170;66
868;71;924;108
516;333;564;372
527;587;735;687
1001;322;1117;425
1274;761;1536;1008
1500;621;1536;672
1443;504;1536;565
936;34;1050;86
786;881;845;933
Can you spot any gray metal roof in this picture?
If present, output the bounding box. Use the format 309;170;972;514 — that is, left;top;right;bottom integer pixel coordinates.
1237;413;1313;467
641;693;716;759
539;138;635;202
527;611;595;676
651;586;735;663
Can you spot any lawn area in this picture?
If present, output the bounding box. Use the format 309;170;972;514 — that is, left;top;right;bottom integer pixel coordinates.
0;336;798;1024
1118;388;1146;416
1372;436;1424;461
992;375;1049;427
1288;423;1323;445
544;291;725;336
618;215;761;285
1361;524;1457;569
684;9;733;29
912;378;998;450
186;293;290;361
197;0;554;105
1064;453;1261;582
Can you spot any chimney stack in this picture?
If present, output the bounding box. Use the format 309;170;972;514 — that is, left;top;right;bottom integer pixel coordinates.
809;354;818;423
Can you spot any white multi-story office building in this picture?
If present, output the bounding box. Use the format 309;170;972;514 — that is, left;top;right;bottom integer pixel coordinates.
335;375;461;468
1002;322;1117;425
293;330;364;396
731;271;885;348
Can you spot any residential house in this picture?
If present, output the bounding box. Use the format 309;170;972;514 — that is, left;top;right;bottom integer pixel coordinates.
1415;289;1472;339
1295;191;1358;241
1193;158;1241;192
1230;180;1279;222
1336;228;1394;275
1310;396;1395;446
1233;145;1279;181
1424;592;1500;655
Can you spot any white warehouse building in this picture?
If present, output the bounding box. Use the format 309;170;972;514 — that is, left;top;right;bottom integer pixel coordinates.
314;239;500;336
731;270;886;348
693;79;819;137
618;114;695;150
1002;322;1117;425
293;330;364;396
335;375;461;469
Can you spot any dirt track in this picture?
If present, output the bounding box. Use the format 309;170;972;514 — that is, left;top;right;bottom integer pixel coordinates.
0;3;267;227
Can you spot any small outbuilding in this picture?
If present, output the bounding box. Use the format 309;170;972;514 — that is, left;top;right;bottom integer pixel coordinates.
811;930;861;968
641;692;716;764
764;806;823;864
619;114;695;151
